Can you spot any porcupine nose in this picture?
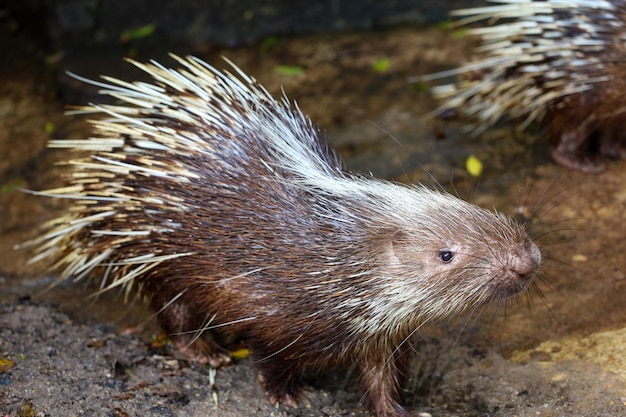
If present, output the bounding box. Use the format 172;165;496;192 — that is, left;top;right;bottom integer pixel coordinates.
492;239;541;296
510;239;541;283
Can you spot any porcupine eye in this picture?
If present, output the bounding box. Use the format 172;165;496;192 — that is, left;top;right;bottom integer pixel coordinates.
439;250;454;263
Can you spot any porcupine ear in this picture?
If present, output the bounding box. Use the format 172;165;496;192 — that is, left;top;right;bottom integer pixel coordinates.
387;230;411;266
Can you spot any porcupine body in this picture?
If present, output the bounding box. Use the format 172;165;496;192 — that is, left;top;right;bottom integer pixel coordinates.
423;0;626;173
30;55;541;417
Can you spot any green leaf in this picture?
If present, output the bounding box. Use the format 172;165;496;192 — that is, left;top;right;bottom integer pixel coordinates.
452;28;469;39
275;65;305;76
122;22;157;41
372;58;390;73
1;178;25;193
44;121;55;134
411;82;430;92
437;20;452;30
260;37;278;54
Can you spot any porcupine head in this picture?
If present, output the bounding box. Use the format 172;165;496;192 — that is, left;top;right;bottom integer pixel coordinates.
27;55;541;417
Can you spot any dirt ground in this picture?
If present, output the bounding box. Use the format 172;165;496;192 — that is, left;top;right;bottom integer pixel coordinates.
1;16;625;417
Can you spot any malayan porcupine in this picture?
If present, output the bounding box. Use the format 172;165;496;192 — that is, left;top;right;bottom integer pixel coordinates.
28;55;541;417
421;0;626;173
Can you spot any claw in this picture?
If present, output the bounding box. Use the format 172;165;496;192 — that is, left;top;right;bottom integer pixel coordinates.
174;337;232;367
258;371;304;408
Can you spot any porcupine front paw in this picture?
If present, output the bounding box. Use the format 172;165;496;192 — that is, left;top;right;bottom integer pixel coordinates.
253;355;308;408
150;294;233;367
359;348;413;417
172;335;232;368
551;148;605;174
551;128;605;173
257;371;304;408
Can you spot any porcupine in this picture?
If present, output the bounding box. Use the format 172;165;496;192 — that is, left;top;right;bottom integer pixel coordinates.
28;55;541;417
421;0;626;173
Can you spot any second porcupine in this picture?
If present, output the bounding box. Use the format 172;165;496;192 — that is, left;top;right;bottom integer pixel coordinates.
29;55;541;417
421;0;626;173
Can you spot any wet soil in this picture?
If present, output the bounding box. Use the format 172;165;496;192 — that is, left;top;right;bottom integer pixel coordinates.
1;19;625;417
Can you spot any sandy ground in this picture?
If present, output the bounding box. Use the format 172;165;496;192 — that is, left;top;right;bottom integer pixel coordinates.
1;19;625;417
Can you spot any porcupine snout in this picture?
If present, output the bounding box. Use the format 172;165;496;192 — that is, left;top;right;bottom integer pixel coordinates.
501;239;541;294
